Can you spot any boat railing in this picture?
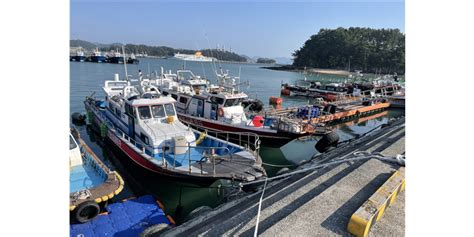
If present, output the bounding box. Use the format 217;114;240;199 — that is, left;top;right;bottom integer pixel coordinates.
202;130;261;156
161;144;232;175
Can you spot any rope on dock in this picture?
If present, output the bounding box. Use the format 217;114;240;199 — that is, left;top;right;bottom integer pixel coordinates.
254;178;268;237
241;152;405;186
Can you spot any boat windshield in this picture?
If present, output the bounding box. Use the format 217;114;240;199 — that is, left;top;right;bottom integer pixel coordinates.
138;106;152;119
178;71;195;81
164;104;176;116
151;105;166;118
192;85;207;91
224;98;243;107
69;135;77;150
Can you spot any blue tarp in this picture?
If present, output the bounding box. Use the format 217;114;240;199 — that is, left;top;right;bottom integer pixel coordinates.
70;195;170;237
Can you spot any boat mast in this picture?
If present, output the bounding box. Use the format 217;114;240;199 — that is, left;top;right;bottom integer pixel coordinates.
122;45;129;82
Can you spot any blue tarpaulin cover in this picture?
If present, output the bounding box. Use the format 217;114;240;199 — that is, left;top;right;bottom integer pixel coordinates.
70;195;170;237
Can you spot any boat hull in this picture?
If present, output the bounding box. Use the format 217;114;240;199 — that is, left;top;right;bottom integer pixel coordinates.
90;56;107;63
177;113;307;147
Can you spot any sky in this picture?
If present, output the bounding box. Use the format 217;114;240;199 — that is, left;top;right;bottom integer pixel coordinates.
71;1;405;58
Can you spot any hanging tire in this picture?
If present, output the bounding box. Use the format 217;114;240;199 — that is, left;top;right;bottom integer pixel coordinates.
74;201;100;223
314;131;340;153
140;223;170;237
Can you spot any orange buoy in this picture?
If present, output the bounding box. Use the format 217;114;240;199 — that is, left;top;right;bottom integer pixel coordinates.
269;96;283;105
280;88;290;96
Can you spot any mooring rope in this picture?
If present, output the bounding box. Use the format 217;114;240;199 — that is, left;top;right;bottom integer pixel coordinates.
241;151;405;186
254;177;268;237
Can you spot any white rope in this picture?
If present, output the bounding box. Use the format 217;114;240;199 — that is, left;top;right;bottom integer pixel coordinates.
254;177;268;237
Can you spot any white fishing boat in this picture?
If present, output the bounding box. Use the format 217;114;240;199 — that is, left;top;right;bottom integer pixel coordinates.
84;72;265;184
150;68;331;147
173;51;215;62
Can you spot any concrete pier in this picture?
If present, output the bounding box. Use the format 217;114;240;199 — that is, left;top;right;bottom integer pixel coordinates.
162;118;405;237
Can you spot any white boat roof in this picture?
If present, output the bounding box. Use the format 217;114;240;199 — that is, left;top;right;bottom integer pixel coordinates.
128;96;176;106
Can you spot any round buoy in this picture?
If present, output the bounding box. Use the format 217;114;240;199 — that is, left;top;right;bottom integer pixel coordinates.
252;115;264;127
269;96;282;105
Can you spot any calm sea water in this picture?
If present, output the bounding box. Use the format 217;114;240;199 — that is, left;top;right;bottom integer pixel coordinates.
70;58;404;223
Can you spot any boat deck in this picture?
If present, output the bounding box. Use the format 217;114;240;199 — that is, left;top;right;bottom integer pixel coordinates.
186;152;265;181
70;164;106;193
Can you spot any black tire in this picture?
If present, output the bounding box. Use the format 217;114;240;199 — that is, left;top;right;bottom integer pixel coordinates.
74;201;100;223
185;206;212;222
140;223;170;237
315;131;340;153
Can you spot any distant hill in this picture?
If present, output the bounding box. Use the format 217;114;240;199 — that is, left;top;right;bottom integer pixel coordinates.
70;39;97;50
274;57;293;65
256;58;276;64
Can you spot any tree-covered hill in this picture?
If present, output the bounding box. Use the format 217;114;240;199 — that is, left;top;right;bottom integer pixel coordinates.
256;58;276;64
292;27;405;74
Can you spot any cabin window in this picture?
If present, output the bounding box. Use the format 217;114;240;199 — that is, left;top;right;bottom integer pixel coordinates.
69;135;77;150
125;104;135;117
140;133;150;145
138;106;152;119
179;97;188;104
210;96;225;105
224;98;243;107
151;105;166;118
164;104;176;116
171;94;178;100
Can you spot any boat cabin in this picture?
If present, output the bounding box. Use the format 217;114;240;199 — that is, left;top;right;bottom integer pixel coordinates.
102;76;196;153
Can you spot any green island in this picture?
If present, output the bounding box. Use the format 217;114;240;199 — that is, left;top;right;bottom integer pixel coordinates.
291;27;405;74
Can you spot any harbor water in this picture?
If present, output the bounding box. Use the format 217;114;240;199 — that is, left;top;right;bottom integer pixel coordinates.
70;58;404;223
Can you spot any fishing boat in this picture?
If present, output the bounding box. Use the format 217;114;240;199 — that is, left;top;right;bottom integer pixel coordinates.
127;53;140;64
173;51;215;62
89;48;107;63
106;51;125;64
281;80;350;101
69;128;124;223
84;73;266;184
151;69;331;147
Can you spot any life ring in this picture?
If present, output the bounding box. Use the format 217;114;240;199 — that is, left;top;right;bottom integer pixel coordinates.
217;108;224;117
74;201;100;223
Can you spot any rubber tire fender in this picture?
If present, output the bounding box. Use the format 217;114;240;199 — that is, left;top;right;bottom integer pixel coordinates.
74;201;100;223
315;131;340;153
140;223;171;237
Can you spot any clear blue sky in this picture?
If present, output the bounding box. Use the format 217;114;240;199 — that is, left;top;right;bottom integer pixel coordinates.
71;1;404;58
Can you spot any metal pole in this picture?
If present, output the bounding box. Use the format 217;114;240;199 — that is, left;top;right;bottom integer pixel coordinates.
188;142;192;174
